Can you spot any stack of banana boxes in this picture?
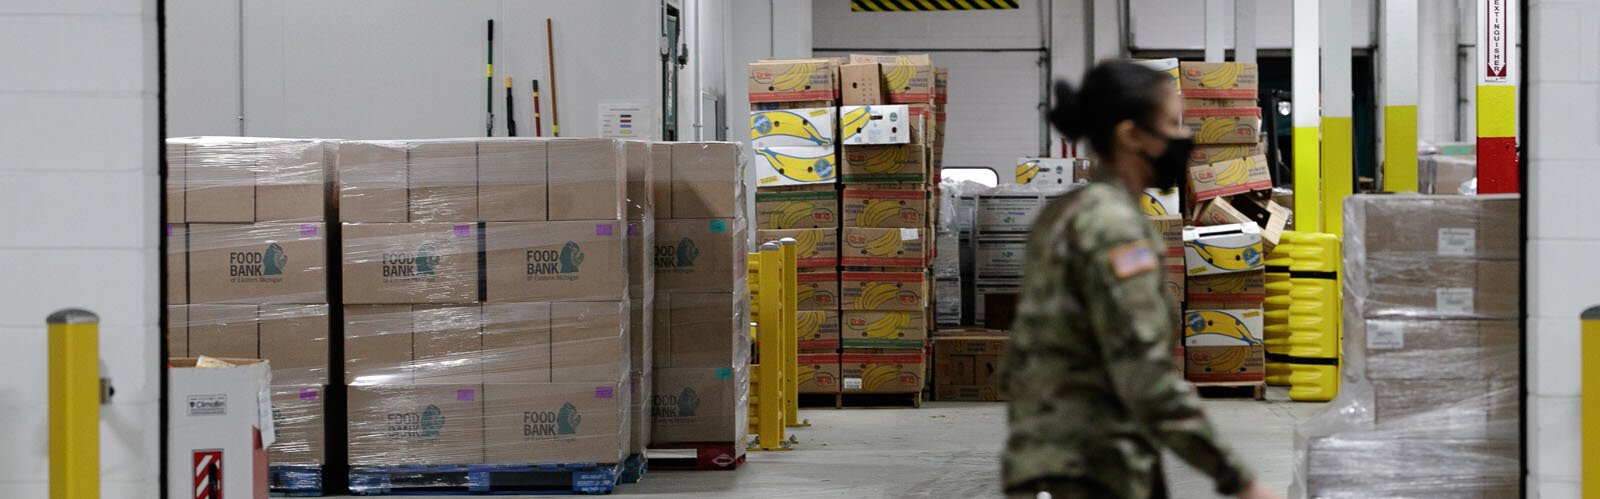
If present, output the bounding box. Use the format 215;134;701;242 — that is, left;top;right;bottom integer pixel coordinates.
748;54;946;399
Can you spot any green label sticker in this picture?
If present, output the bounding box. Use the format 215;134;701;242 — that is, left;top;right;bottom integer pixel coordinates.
710;220;728;233
715;367;733;380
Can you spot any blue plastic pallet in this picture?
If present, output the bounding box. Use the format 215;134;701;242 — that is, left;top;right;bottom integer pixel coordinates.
617;454;646;484
348;462;621;495
269;465;325;497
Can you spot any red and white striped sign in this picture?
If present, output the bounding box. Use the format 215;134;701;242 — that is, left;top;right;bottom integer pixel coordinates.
193;450;223;498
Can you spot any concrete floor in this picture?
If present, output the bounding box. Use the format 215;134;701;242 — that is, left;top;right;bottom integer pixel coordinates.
330;388;1322;498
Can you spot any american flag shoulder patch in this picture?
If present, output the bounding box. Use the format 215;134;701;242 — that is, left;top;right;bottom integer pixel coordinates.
1107;241;1158;279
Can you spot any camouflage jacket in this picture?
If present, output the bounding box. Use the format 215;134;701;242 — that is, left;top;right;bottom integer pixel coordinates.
1000;178;1251;497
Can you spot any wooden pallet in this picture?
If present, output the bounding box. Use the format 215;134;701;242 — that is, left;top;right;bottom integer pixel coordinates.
799;391;923;409
1192;381;1266;400
268;465;324;497
617;453;646;484
347;462;620;495
645;442;746;471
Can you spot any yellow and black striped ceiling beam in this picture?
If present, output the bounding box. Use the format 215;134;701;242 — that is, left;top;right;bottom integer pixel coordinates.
852;0;1019;12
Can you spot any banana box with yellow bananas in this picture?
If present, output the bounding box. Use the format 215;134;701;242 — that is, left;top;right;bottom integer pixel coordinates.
1188;154;1272;202
1141;188;1182;218
849;54;936;104
1183;308;1266;382
754;146;839;187
841;350;926;393
840;105;914;145
1183;223;1264;277
748;59;837;103
1186;270;1266;307
798;353;842;394
841;271;928;311
751;108;836;148
842;310;927;349
842;145;927;183
757;228;838;268
843;187;928;228
1188;143;1263;167
755;189;839;229
797;271;841;311
1015;157;1090;189
1184;107;1262;145
841;228;926;268
796;310;841;350
1178;62;1259;99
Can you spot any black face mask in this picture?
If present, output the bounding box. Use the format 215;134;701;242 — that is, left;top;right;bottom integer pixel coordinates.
1141;129;1194;190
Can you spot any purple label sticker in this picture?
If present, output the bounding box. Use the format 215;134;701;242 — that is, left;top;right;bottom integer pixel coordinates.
165;225;173;236
299;388;320;401
627;224;640;237
457;389;476;401
453;225;472;238
595;224;614;236
595;386;615;399
299;224;319;237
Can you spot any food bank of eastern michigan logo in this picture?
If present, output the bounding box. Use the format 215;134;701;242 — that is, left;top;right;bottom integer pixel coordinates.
385;404;445;438
522;402;582;437
525;241;584;282
229;242;286;282
653;387;700;418
656;238;700;272
382;243;441;282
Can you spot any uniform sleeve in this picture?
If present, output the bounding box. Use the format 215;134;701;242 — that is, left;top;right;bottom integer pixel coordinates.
1072;217;1254;497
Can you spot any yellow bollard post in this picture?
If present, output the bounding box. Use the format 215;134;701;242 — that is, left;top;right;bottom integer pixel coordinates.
49;308;100;499
777;238;806;429
1584;305;1600;499
1263;232;1296;386
751;243;789;451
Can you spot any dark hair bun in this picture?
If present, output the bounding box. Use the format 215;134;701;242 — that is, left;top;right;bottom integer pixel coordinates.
1049;80;1085;140
1048;61;1170;159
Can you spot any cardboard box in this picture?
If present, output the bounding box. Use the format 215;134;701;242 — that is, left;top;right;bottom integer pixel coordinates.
797;310;841;350
1183;223;1264;276
975;194;1045;234
933;335;1008;402
934;66;949;103
973;237;1026;280
168;358;272;498
1359;319;1518;381
478;138;549;222
843;187;928;228
258;303;331;385
1133;58;1181;89
1359;259;1521;319
841;350;925;393
167;305;188;357
841;311;926;349
748;59;837;103
1188;143;1264;167
656;218;747;294
1178;62;1259;97
166;141;186;223
1188;154;1272;202
649;143;673;220
798;271;841;311
798;353;842;393
1141;188;1182;218
166;224;187;304
341;223;480;304
1186;270;1267;307
750;108;836;148
755;189;839;229
551;301;627;382
934;277;961;327
1183;307;1265;383
1149;215;1185;258
1184;344;1266;383
840;63;883;106
974;280;1021;325
337;140;409;223
757;228;838;268
346;384;486;466
412;304;484;384
1194;197;1254;226
254;138;330;222
671;142;745;219
482;382;627;464
849;53;932;66
628;220;656;300
878;63;935;104
628;296;654;374
628;373;651;455
187;304;259;359
841;228;927;268
1014;158;1089;189
269;384;327;465
751;100;837;111
753;145;838;187
1163;259;1186;308
187;223;328;304
621;141;654;221
1369;379;1519;440
659;293;749;369
652;366;750;447
184;141;256;223
842;145;927;183
344;304;415;385
484;221;628;303
840;105;912;145
1185;108;1262;145
841;271;928;311
1352;194;1520;260
548;138;625;221
482;302;553;384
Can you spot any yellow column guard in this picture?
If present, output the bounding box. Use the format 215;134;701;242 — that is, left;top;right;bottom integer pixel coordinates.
49;308;99;499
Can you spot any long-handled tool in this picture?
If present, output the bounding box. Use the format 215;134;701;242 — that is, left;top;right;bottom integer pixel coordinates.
546;18;560;137
505;77;517;136
532;80;544;137
485;19;495;137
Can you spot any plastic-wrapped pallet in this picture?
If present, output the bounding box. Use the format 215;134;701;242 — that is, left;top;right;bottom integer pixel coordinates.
1292;194;1521;499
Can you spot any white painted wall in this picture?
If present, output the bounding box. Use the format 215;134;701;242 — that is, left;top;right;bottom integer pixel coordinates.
1129;0;1375;50
1526;1;1600;496
0;0;162;497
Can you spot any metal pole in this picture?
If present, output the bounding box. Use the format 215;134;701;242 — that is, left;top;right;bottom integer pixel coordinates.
49;308;100;499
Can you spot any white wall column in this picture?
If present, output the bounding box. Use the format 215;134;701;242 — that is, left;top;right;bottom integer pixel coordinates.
1380;0;1419;191
1291;0;1321;232
1204;0;1227;62
1234;0;1257;63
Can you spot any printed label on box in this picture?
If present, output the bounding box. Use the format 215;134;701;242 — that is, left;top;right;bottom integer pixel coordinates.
1437;228;1476;257
1436;288;1475;315
843;378;863;390
1366;322;1404;349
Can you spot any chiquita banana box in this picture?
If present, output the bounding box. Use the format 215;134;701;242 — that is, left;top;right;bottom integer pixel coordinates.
841;351;925;393
753;146;838;187
1187;154;1272;202
1183;223;1264;276
841;228;926;268
1140;188;1182;217
750;108;836;148
839;105;912;145
1183;308;1266;382
1184;107;1262;145
1186;270;1267;307
1178;62;1259;98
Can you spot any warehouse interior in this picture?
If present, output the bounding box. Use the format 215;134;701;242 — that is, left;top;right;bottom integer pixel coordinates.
3;0;1597;497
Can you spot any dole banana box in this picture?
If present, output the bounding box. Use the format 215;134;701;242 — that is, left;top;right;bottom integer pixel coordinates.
750;107;836;148
754;145;838;187
796;310;841;350
478;138;549;222
1188;143;1263;167
346;384;486;466
840;63;884;106
1194;197;1254;227
841;311;926;349
656;218;747;293
1188;154;1272;202
841;271;928;311
848;54;935;104
1183;223;1264;276
270;384;327;465
166;224;187;304
840;105;913;146
842;145;927;183
187;222;328;304
483;221;627;302
1183;307;1266;383
652;367;749;446
757;228;838;268
748;59;837;103
1184;108;1262;145
1186;269;1267;307
843;187;928;228
407;139;478;223
482;382;627;464
841;350;926;394
341;223;480;304
755;189;839;229
1178;62;1259;97
798;353;842;394
797;271;842;311
841;228;927;268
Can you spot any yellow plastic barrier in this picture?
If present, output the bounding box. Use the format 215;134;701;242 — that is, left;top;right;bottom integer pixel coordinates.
747;241;801;451
1285;233;1340;402
49;309;100;499
1263;232;1296;386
